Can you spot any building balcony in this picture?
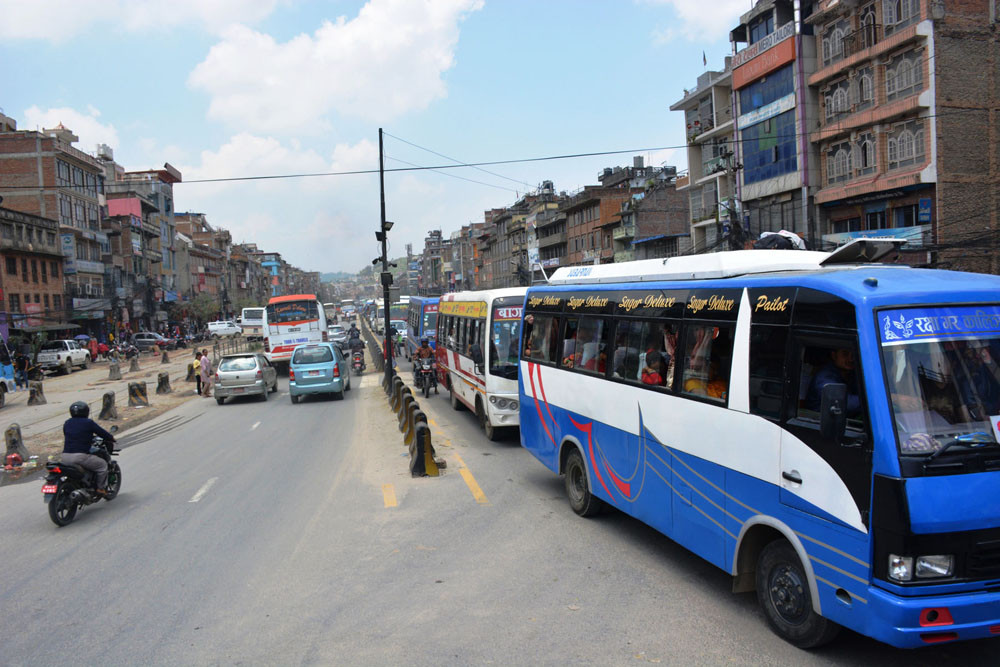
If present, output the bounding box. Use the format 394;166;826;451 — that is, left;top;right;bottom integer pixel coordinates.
612;223;635;241
675;172;690;190
0;236;64;258
810;21;924;86
537;231;567;248
614;249;635;263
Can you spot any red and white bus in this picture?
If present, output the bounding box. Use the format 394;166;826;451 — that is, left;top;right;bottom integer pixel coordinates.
263;294;328;365
436;288;526;440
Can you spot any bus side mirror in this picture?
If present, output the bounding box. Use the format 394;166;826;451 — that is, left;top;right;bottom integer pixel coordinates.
820;383;848;441
470;344;484;373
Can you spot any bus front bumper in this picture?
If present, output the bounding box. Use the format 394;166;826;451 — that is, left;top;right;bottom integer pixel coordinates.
867;583;1000;647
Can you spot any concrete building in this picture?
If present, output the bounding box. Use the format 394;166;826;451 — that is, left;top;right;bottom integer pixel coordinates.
806;0;1000;272
670;60;739;252
563;185;634;266
730;0;820;247
0;206;70;334
621;175;693;260
419;229;447;295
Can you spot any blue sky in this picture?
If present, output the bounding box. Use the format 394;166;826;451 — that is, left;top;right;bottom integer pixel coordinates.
0;0;751;274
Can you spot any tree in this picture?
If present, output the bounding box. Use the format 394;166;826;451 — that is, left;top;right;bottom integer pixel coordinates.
188;293;219;326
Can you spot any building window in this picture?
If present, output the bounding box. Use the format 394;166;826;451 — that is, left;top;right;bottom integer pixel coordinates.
886;50;922;101
53;294;61;310
856;133;877;176
5;257;14;275
9;294;19;313
41;260;47;283
894;204;918;227
833;217;863;233
822;19;850;66
21;258;27;277
883;0;920;35
56;159;71;186
31;259;38;283
887;119;925;170
749;13;775;44
827;141;853;184
52;261;60;278
824;79;851;120
44;294;50;310
854;67;874;111
866;210;888;229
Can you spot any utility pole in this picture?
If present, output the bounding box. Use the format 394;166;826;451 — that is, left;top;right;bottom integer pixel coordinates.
377;128;394;385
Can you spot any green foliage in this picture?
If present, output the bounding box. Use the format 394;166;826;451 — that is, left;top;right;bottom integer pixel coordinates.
188;293;220;325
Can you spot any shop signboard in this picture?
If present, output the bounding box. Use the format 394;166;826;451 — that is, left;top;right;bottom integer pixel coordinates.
61;233;77;275
918;198;932;223
822;225;927;248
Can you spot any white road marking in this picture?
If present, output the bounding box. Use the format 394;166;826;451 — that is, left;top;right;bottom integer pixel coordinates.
251;421;261;430
189;477;219;503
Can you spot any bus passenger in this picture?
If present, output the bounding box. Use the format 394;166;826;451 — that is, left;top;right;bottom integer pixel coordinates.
642;351;665;386
806;347;861;416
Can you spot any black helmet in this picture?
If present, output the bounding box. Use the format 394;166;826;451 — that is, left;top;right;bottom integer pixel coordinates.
69;401;90;418
421;338;429;346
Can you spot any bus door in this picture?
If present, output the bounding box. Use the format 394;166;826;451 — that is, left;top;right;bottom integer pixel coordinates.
781;331;872;529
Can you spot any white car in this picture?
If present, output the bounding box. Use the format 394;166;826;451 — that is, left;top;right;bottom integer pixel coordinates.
36;340;90;374
208;320;242;338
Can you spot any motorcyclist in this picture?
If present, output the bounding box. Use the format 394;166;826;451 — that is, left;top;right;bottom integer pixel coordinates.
61;401;116;496
348;329;366;369
413;338;435;384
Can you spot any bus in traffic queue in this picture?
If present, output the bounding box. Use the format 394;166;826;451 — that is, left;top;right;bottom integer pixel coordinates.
438;288;527;440
263;294;328;366
404;296;439;359
240;306;265;340
517;239;1000;649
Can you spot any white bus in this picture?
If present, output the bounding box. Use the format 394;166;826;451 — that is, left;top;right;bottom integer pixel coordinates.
263;294;328;365
240;306;265;340
436;288;527;440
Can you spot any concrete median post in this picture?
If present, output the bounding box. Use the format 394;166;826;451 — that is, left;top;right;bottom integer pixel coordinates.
4;423;28;462
28;381;46;406
161;351;169;364
398;395;415;431
404;404;425;447
108;361;122;380
128;381;149;407
186;363;196;381
128;356;140;373
155;371;172;394
99;390;118;420
390;377;404;412
409;423;439;477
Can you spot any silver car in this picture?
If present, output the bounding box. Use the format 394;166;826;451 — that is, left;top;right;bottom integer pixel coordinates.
214;353;278;404
328;324;348;345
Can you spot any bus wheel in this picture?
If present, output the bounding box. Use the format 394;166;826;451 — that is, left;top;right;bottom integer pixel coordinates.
564;448;603;517
755;540;839;648
477;400;497;441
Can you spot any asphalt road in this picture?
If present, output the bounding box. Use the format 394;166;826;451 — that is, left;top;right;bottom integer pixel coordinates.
0;358;997;665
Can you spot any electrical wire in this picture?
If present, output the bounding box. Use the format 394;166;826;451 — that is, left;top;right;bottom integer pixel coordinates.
383;131;536;189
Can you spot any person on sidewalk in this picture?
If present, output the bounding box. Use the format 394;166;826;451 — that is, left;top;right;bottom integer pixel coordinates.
61;401;115;496
194;351;202;396
200;348;213;397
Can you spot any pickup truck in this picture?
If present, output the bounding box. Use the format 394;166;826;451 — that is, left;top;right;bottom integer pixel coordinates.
37;340;90;374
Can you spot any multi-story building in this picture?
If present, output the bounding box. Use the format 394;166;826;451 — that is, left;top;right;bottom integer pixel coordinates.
621;173;693;260
0;206;69;334
670;60;739;252
419;229;447;295
104;194;163;332
0;122;111;330
563;184;634;266
524;182;564;282
447;223;480;292
806;0;1000;272
252;251;284;298
730;0;820;247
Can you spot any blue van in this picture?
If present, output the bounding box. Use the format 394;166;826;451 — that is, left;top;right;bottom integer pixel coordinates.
289;343;350;403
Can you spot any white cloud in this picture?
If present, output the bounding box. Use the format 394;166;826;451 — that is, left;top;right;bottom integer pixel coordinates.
0;0;278;41
188;0;484;133
648;0;747;42
22;105;119;153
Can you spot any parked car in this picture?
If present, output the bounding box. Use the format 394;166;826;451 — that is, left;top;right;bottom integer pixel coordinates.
288;343;350;403
36;340;90;374
133;331;176;351
208;320;242;338
214;353;278;404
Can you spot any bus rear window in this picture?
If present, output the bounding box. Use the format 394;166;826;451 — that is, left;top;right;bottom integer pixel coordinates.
267;300;318;324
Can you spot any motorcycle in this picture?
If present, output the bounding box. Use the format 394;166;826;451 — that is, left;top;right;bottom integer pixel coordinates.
352;350;365;375
416;357;438;398
42;426;121;527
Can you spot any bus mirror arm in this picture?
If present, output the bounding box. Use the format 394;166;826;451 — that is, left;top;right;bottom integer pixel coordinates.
820;383;848;442
470;344;484;367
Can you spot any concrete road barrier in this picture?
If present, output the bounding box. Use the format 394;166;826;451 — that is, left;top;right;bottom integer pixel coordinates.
128;357;141;373
155;371;172;394
99;390;118;420
398;395;415;431
409;423;439;477
108;362;122;380
128;381;149;407
28;381;46;406
161;351;170;364
5;423;28;462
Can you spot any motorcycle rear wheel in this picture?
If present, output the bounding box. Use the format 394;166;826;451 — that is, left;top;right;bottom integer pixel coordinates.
48;487;78;526
106;464;122;500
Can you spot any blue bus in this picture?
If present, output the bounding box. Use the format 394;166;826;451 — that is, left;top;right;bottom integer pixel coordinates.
405;296;439;359
518;240;1000;649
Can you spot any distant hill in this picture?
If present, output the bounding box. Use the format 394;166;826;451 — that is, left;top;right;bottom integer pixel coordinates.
320;271;355;283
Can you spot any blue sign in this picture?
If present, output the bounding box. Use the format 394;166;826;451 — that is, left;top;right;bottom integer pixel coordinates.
918;198;932;223
880;305;1000;344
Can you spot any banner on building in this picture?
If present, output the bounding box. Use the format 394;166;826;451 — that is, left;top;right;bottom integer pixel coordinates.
733;34;796;89
61;233;77;275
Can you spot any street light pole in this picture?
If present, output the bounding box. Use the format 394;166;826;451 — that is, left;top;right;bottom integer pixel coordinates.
378;128;394;385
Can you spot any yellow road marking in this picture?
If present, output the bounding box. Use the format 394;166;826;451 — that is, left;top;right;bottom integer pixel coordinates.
427;417;438;427
382;484;397;508
451;452;488;504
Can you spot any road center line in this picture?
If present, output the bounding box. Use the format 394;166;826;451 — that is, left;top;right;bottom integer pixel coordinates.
383;484;398;508
251;421;261;430
189;477;218;503
451;453;488;504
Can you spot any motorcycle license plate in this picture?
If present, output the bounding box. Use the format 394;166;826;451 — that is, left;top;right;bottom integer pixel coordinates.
42;484;57;494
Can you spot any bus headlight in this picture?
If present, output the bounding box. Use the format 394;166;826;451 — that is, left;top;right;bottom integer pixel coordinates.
489;397;518;411
916;555;954;578
889;555;913;581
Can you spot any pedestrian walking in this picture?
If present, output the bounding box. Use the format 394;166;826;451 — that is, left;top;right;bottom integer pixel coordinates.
199;348;213;397
194;351;202;396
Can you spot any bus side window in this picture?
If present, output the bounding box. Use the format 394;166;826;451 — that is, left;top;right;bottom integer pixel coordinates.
561;317;579;367
612;320;642;381
573;316;607;375
749;325;788;420
794;338;867;431
681;324;734;403
526;314;559;363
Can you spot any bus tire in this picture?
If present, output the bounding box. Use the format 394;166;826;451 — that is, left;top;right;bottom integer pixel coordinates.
755;540;839;649
564;448;603;517
476;399;497;441
450;386;464;411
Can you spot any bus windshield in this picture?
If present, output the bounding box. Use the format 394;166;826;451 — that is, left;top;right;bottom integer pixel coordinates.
422;309;438;335
242;308;264;322
880;306;1000;461
267;300;319;325
489;299;523;380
